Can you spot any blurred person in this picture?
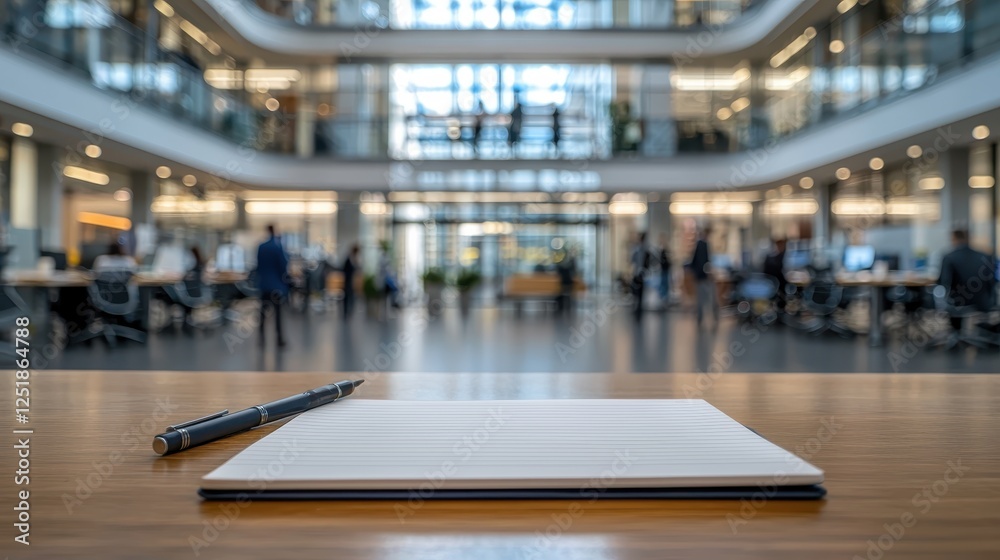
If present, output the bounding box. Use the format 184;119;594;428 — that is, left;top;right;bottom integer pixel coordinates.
551;106;562;157
342;244;360;319
657;233;672;308
472;101;485;156
177;246;206;331
556;246;577;315
508;99;523;154
689;226;718;327
152;233;192;275
762;238;788;310
93;242;137;272
256;225;289;347
938;229;997;333
631;232;651;317
376;242;399;312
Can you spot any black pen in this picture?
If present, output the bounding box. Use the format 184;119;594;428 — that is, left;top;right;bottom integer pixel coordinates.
152;379;364;456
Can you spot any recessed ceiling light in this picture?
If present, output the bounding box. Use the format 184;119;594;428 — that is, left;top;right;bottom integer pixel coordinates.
906;145;922;158
716;107;733;121
799;177;814;189
869;157;884;171
113;188;133;202
835;167;851;181
12;123;33;137
265;98;280;111
182;174;197;187
779;184;793;196
85;144;102;158
156;166;171;179
969;176;995;189
972;125;990;140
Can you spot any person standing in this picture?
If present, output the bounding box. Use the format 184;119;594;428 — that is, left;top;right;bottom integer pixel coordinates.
689;226;718;327
551;105;562;157
938;229;997;334
342;244;359;319
256;224;289;347
631;232;650;317
508;99;523;155
657;232;672;308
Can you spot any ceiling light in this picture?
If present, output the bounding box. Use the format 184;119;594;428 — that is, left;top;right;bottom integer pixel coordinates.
869;157;884;171
972;125;990;140
608;201;648;215
669;201;753;216
779;184;793;196
764;198;819;216
837;0;858;14
182;174;197;187
153;0;174;17
969;175;995;189
770;27;816;68
64;165;110;185
835;167;851;181
918;176;945;190
151;196;237;214
264;98;280;111
829;40;845;54
245;201;338;215
906;145;922;158
12;123;33;137
85;144;102;158
360;202;390;215
155;165;171;179
730;97;751;112
78;211;131;230
716;107;734;121
113;188;132;202
831;197;885;216
799;177;814;189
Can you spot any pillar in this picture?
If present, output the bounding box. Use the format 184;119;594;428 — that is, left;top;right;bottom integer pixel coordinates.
336;198;360;259
130;170;157;260
639;65;675;157
8;137;39;269
35;145;63;250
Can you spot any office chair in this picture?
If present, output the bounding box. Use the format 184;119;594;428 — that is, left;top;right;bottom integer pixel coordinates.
734;273;778;326
0;286;30;357
164;274;219;329
75;271;147;347
930;285;992;350
798;282;853;337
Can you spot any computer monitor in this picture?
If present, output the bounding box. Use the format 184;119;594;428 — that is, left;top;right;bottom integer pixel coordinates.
784;249;811;270
710;254;732;271
40;250;68;271
875;254;900;271
843;245;876;272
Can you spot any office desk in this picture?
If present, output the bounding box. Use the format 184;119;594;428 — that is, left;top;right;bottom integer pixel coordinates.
2;370;997;559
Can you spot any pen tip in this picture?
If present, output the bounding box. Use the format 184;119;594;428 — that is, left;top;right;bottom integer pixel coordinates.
354;379;365;387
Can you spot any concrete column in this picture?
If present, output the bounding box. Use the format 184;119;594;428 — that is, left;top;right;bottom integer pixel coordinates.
35;145;62;250
336;198;360;258
8;137;39;269
748;63;771;148
940;147;971;228
129;170;157;260
639;65;675;157
812;181;831;247
646;200;671;247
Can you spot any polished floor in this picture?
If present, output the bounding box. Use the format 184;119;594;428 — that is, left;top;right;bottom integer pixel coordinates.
42;296;1000;373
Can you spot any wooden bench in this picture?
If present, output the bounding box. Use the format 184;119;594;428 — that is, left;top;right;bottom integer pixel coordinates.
502;273;586;313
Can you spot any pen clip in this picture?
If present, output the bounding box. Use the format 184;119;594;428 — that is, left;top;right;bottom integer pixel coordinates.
166;410;229;431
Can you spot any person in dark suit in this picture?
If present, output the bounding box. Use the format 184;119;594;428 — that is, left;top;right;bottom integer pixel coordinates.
256;224;289;347
938;229;997;331
342;244;359;319
762;238;788;310
688;226;718;327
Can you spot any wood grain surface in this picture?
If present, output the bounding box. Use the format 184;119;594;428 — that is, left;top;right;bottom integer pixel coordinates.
1;370;997;559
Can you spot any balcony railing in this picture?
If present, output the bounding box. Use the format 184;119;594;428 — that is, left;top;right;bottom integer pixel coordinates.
2;0;999;162
248;0;764;30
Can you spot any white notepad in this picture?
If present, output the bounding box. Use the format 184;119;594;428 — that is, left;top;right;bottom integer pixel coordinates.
201;399;823;492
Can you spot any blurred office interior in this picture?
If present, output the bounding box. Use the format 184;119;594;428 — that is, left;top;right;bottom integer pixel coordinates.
0;0;999;373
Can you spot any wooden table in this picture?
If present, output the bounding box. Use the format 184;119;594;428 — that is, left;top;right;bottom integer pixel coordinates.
2;371;998;559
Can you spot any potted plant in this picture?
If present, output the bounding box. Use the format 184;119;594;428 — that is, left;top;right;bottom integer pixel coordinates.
421;267;446;312
454;268;481;315
362;274;381;318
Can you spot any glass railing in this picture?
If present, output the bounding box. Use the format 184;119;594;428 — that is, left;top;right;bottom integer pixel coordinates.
0;0;262;146
249;0;763;30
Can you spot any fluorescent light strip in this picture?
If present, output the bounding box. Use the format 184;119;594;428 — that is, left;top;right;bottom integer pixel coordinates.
63;166;110;185
244;201;337;215
78;212;131;230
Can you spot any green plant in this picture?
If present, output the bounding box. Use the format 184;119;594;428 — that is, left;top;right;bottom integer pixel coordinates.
421;267;446;285
455;268;481;292
362;275;379;299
